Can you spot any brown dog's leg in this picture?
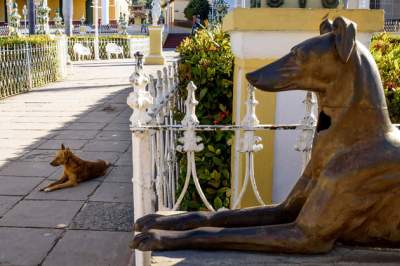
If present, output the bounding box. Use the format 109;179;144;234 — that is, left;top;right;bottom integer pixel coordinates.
39;175;68;192
43;173;78;192
135;164;314;232
43;179;78;192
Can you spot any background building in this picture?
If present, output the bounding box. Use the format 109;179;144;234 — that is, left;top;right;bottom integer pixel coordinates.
0;0;130;25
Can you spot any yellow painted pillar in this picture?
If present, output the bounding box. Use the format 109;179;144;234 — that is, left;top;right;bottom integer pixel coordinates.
144;25;165;65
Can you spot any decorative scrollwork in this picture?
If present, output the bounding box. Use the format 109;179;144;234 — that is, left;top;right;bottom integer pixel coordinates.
267;0;284;8
321;0;339;8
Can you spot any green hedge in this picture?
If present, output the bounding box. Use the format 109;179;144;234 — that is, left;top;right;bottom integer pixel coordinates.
370;33;400;123
176;27;234;211
0;35;55;47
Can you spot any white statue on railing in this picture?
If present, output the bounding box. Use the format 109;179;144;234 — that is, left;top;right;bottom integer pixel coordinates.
151;0;161;25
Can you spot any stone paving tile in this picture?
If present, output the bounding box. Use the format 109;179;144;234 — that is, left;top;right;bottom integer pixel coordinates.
95;130;131;141
0;227;61;266
66;122;107;130
104;166;132;183
37;139;88;150
0;196;21;217
103;123;130;131
0;200;84;228
27;180;101;201
115;152;132;166
0;161;56;177
0;176;44;196
70;202;133;231
43;230;133;266
52;130;99;140
20;149;58;162
90;182;132;203
83;140;131;152
94;103;128;113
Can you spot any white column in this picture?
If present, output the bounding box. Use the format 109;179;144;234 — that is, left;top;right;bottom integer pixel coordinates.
101;0;109;25
62;0;73;36
94;0;100;60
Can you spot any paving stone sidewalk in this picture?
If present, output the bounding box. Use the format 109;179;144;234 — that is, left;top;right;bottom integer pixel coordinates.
0;54;178;266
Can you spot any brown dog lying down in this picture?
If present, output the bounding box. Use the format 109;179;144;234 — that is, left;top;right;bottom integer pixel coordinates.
40;144;109;192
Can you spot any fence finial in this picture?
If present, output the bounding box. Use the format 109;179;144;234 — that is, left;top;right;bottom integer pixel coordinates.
177;81;203;153
127;67;152;127
240;84;263;152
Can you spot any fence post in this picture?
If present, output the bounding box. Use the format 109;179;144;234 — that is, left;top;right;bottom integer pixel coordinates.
295;92;317;172
127;61;154;266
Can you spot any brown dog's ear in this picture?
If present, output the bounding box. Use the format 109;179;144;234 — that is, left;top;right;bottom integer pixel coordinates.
320;18;333;35
61;144;65;150
332;17;357;63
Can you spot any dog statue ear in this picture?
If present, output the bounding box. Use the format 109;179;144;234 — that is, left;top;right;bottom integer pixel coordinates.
320;18;333;35
332;17;357;63
61;144;65;150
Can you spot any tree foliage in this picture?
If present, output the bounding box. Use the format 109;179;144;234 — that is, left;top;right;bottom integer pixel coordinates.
184;0;210;21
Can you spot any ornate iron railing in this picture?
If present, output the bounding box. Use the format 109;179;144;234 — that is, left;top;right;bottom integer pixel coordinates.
128;57;316;265
0;39;67;98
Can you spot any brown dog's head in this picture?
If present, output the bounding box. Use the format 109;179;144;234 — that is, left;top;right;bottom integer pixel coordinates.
246;17;357;93
50;144;72;166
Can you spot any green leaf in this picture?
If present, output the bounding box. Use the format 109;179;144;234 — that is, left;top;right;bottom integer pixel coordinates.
207;145;215;153
214;197;223;210
200;88;207;99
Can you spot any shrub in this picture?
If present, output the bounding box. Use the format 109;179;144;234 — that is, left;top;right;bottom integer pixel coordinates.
0;35;55;47
176;26;234;210
184;0;210;22
370;33;400;123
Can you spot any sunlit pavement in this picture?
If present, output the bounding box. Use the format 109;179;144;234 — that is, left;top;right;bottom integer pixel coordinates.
0;52;178;266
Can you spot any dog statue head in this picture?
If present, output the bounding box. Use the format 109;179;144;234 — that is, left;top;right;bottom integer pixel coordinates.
246;17;357;93
50;144;72;166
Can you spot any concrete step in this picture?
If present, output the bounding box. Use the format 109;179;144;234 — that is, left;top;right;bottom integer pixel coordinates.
163;34;190;49
151;246;400;265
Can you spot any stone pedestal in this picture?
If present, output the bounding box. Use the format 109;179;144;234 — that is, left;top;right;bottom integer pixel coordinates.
144;26;165;65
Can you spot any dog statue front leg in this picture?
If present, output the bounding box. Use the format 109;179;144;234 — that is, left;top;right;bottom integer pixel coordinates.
133;223;334;253
135;163;314;232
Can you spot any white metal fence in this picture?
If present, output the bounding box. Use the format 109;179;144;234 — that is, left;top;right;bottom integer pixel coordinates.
385;20;400;32
128;60;316;265
0;37;67;98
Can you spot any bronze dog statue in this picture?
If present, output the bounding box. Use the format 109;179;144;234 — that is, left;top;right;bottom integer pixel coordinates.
132;17;400;253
